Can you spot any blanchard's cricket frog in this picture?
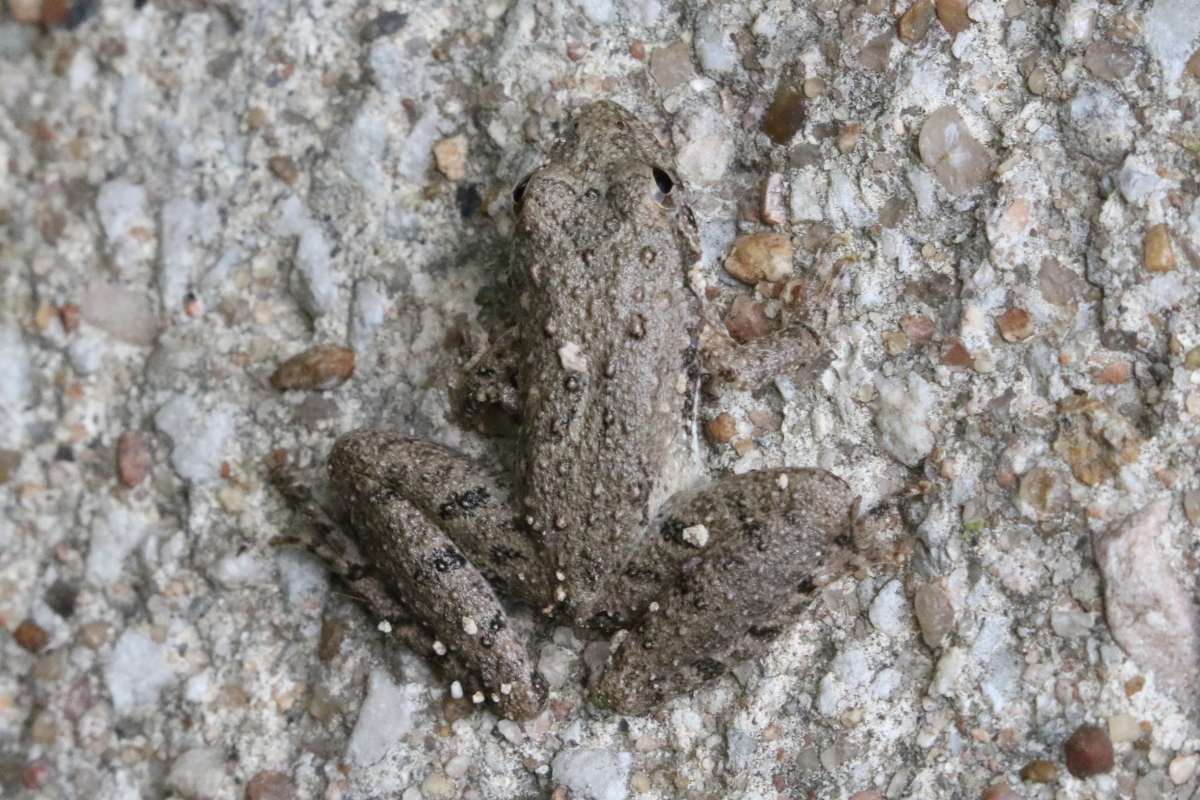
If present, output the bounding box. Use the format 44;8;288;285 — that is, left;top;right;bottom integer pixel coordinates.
314;101;865;719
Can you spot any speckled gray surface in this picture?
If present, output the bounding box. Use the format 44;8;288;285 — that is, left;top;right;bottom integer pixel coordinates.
2;1;1200;799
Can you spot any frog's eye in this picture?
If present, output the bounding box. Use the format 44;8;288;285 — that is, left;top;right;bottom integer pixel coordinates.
652;167;676;207
512;174;532;207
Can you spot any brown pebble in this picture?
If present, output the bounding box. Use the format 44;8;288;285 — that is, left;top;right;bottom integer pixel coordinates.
898;0;936;46
919;107;992;196
936;0;971;34
1144;224;1177;273
996;308;1033;342
837;123;863;153
1019;760;1058;783
940;339;971;369
724;231;793;284
116;431;151;488
270;344;355;391
246;771;298;800
724;296;771;343
706;412;737;444
22;759;52;789
980;786;1026;800
39;0;66;25
14;618;51;652
8;0;41;24
1183;490;1200;526
1064;724;1114;778
246;107;267;129
848;792;884;800
35;302;58;331
0;449;21;483
648;42;695;92
1017;467;1071;520
317;617;344;661
307;686;342;723
882;330;910;356
268;155;298;185
1188;48;1200;79
1053;395;1143;486
1037;259;1084;305
762;74;806;145
629;40;645;60
1092;361;1130;385
80;621;109;649
900;315;936;341
59;302;81;333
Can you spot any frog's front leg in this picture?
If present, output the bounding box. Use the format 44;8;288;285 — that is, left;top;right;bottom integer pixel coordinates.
329;430;552;720
593;467;860;716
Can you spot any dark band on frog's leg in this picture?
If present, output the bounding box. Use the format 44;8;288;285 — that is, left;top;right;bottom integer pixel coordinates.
593;467;858;715
330;430;547;720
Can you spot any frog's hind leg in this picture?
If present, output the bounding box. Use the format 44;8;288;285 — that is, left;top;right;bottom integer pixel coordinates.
593;467;861;716
327;429;553;720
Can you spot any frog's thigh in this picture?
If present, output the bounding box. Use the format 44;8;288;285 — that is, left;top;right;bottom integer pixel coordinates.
329;429;547;720
594;467;857;716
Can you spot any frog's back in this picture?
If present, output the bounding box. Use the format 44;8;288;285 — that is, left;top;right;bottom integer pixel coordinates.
509;102;700;620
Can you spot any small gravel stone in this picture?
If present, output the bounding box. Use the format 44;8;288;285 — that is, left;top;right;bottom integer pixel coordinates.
13;618;50;652
1019;760;1058;783
898;0;935;46
0;448;22;483
1183;489;1200;526
433;135;468;181
979;786;1025;800
648;42;694;91
803;77;826;98
22;759;52;789
919;107;993;196
868;579;908;637
913;582;955;647
724;296;770;343
900;315;935;341
246;771;298;800
995;307;1033;342
1168;754;1198;785
552;748;632;800
270;344;355;391
268;155;298;185
1107;713;1140;743
1052;395;1142;486
166;747;227;800
1016;467;1071;521
706;412;737;444
1092;361;1130;385
873;371;936;466
724;231;793;284
1143;224;1177;272
317;617;344;661
115;431;150;488
1064;724;1114;778
936;0;971;34
762;75;806;145
1084;40;1136;80
761;173;787;225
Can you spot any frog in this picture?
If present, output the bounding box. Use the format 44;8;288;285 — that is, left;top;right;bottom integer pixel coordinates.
276;101;874;721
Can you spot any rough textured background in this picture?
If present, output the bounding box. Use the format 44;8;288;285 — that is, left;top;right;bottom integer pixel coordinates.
2;0;1199;799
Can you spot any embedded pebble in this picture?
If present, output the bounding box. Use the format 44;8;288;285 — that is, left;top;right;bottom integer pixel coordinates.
105;629;177;712
648;42;694;91
80;282;160;346
1184;489;1200;526
936;0;971;34
1143;224;1177;272
13;618;50;652
1083;41;1135;81
1052;395;1142;487
1095;500;1200;701
270;344;356;391
913;582;955;647
724;296;770;343
867;579;908;637
115;431;150;488
918;107;993;196
268;155;299;186
1063;724;1113;778
1019;760;1057;783
898;0;935;46
762;75;806;145
154;397;237;485
706;412;737;444
433;135;468;181
979;787;1025;800
724;231;793;284
537;643;575;688
760;173;787;225
551;748;632;800
1049;610;1093;639
1107;713;1140;743
1168;754;1198;785
1016;467;1071;521
995;308;1033;342
245;771;298;800
166;747;227;800
873;371;936;466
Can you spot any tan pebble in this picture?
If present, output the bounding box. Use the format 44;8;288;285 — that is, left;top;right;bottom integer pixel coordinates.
1107;713;1140;743
648;42;695;92
216;485;246;515
837;123;863;153
1016;467;1070;521
1019;760;1058;783
246;107;267;129
848;793;884;800
1187;392;1200;416
883;330;910;355
1144;224;1177;272
1083;40;1135;81
268;155;299;186
269;344;355;391
724;231;793;284
706;413;737;444
14;619;50;652
939;339;971;368
1092;361;1130;385
748;409;782;432
628;40;645;60
732;439;755;457
30;711;57;744
996;307;1033;342
630;772;651;793
979;786;1026;800
803;77;826;98
1052;394;1143;486
1169;754;1199;786
7;0;41;23
1183;489;1200;526
80;621;110;649
116;431;150;488
433;135;469;181
246;770;298;800
898;0;936;46
936;0;971;34
35;302;59;331
919;107;992;196
1184;348;1200;370
1027;68;1048;95
1188;48;1200;79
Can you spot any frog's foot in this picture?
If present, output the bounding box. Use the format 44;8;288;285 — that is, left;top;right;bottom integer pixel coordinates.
698;319;832;390
326;430;553;720
450;324;524;438
592;467;861;716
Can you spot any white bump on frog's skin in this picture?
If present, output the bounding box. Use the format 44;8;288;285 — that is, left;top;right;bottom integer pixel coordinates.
529;263;540;283
777;473;789;489
558;342;588;372
462;616;479;635
450;681;463;699
556;571;566;581
500;683;513;695
472;692;485;704
432;640;447;655
681;524;709;548
377;620;393;633
544;317;558;336
555;586;567;602
649;602;660;612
